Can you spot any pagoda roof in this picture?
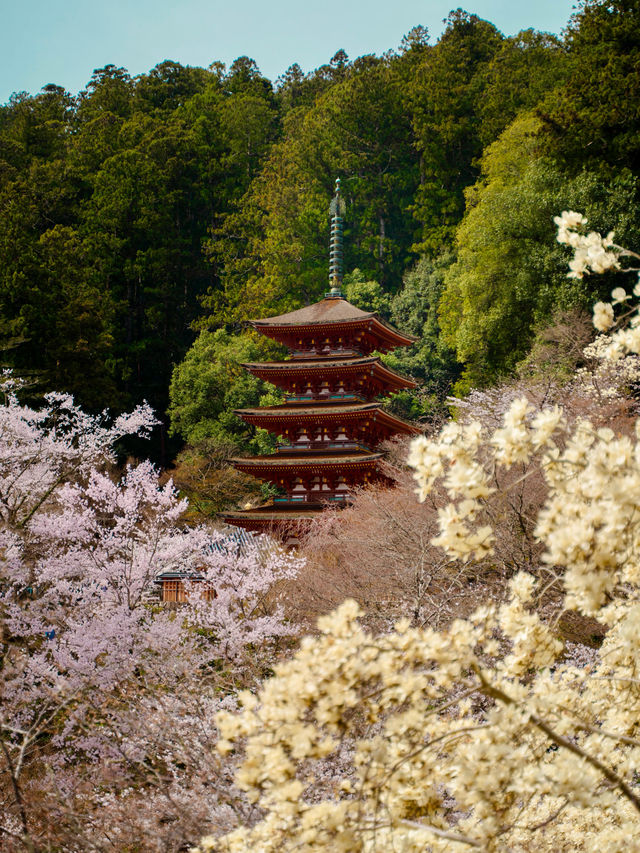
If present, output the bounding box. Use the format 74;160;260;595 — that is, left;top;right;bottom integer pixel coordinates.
244;355;376;370
231;452;383;473
250;297;416;349
222;507;322;523
252;297;374;327
220;507;321;538
235;402;420;435
242;356;417;390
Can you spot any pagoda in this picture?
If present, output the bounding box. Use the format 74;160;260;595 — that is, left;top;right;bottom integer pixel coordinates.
222;180;419;542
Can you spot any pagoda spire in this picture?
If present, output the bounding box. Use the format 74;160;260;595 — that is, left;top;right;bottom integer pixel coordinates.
328;177;345;296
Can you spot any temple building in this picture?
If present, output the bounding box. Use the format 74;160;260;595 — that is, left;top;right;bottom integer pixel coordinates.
222;180;419;542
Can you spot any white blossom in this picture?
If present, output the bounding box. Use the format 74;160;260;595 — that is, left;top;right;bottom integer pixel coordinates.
593;301;615;332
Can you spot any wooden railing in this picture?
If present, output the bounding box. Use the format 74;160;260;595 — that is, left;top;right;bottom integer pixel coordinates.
276;441;372;454
285;393;362;403
273;493;350;505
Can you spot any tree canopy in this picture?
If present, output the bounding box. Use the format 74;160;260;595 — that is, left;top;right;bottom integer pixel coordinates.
1;1;639;463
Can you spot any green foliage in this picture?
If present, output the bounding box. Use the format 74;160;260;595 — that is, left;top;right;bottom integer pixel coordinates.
343;269;391;315
275;51;352;114
384;255;460;422
0;156;118;405
404;18;569;255
388;254;460;390
167;329;284;453
407;10;504;251
344;261;460;424
134;61;212;113
440;113;640;389
540;0;640;173
0;59;278;459
478;29;568;146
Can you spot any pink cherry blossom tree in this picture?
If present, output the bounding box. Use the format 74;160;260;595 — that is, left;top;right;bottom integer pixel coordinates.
0;380;300;851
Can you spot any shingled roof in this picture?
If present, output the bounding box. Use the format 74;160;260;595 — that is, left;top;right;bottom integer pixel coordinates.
250;297;417;345
241;355;418;391
251;298;374;327
234;403;421;434
231;452;383;470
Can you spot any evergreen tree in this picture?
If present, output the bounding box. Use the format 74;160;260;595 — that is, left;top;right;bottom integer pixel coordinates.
407;10;503;251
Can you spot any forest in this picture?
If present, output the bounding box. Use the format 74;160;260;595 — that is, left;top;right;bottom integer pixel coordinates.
2;0;638;477
3;0;640;849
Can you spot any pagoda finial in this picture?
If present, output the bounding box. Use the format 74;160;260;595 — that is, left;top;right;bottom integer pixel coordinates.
327;177;345;297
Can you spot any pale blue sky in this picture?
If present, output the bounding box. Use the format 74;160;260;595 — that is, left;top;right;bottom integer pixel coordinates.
1;0;577;104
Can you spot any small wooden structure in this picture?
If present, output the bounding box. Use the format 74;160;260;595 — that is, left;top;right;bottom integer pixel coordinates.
157;572;216;603
154;526;256;604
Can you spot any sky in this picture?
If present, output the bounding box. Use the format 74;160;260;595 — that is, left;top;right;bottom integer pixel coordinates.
1;0;577;104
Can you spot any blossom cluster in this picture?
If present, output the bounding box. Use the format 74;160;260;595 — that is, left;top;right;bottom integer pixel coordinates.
554;210;620;278
574;334;640;400
555;215;640;383
590;283;640;356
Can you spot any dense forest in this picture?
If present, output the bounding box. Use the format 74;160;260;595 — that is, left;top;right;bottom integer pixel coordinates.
1;0;639;482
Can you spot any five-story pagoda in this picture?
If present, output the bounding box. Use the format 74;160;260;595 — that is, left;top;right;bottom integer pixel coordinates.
222;180;419;541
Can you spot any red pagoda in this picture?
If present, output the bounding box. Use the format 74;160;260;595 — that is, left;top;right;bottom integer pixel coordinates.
222;180;419;542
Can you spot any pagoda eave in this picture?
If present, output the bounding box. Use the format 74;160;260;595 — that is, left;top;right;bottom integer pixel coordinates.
242;356;380;371
231;453;383;475
220;507;321;542
252;319;415;353
241;357;418;391
249;298;417;349
221;508;322;523
234;403;421;436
